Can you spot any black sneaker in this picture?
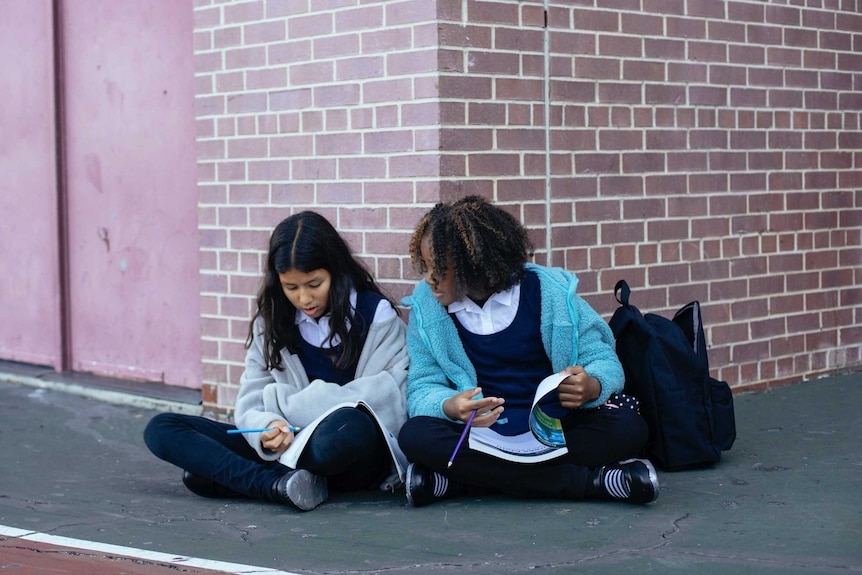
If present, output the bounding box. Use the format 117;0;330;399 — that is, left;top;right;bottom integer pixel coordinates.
271;469;328;511
182;470;241;499
405;463;454;507
591;458;659;504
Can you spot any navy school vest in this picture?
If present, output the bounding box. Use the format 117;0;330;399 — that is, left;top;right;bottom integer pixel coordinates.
453;270;560;435
295;291;384;385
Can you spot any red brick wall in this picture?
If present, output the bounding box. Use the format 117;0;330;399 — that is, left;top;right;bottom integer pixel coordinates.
437;0;862;393
193;0;441;413
194;0;861;415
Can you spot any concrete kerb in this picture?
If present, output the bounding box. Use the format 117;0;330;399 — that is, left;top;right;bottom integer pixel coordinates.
0;371;203;416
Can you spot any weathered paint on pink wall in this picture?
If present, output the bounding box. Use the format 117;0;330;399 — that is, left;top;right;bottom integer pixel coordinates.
63;0;201;387
60;0;201;386
0;0;63;368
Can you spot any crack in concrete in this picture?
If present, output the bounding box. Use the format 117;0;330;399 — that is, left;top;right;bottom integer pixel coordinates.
562;512;691;565
305;511;859;575
661;512;690;542
299;514;698;574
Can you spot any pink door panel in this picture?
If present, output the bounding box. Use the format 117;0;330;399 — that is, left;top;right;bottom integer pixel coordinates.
61;0;201;386
0;0;63;368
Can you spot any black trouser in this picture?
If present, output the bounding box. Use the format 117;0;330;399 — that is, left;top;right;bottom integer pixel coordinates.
398;406;648;500
144;407;389;501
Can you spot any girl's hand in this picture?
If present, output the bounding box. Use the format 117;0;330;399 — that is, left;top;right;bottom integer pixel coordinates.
557;366;601;409
442;388;504;428
260;420;296;453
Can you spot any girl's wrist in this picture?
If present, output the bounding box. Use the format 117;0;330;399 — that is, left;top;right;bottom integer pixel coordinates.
588;376;602;400
442;397;458;420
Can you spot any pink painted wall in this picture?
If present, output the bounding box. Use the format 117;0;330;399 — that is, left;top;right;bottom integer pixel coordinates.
2;1;202;390
61;0;202;386
0;0;62;368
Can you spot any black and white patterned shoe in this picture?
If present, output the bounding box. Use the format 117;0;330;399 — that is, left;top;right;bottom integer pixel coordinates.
405;463;454;507
591;458;659;504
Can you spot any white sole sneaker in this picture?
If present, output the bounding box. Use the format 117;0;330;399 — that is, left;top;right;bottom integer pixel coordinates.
282;469;328;511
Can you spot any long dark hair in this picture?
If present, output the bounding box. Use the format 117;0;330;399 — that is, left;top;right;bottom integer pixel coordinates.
247;211;393;371
409;195;534;299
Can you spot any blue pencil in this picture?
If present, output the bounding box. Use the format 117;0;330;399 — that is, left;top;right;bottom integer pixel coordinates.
447;409;477;468
227;426;300;434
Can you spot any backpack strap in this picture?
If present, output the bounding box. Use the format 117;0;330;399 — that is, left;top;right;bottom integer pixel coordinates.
609;280;637;338
614;279;631;306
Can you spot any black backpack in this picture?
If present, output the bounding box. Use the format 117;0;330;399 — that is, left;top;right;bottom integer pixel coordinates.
609;280;736;471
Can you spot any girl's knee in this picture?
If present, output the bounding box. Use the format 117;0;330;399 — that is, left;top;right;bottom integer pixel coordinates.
336;407;377;435
314;408;379;452
143;412;181;456
397;416;438;459
610;408;650;456
620;408;650;443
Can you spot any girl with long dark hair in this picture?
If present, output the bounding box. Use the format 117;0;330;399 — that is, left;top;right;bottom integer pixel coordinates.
145;212;408;511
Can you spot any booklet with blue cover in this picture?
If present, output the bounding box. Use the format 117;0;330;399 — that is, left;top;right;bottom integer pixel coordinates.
467;372;570;463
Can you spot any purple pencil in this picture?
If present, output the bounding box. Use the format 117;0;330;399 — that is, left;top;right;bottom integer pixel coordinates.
447;409;478;468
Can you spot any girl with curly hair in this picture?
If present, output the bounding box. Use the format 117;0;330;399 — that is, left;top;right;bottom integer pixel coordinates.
399;196;658;506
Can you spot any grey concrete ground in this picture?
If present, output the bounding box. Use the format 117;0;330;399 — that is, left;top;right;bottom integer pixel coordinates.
0;373;860;574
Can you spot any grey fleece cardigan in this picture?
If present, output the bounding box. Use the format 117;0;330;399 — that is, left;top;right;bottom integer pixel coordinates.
234;308;409;461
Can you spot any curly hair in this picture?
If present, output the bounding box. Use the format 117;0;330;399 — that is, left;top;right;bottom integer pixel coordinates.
409;195;534;299
247;211;394;371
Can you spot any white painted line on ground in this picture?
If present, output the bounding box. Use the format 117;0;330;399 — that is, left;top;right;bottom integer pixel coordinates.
0;524;302;575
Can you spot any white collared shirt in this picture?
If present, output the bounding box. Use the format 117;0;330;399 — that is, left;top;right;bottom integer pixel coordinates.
295;290;395;347
447;283;521;335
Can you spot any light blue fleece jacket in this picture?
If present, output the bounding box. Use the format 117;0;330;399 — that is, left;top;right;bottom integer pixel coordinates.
402;263;624;420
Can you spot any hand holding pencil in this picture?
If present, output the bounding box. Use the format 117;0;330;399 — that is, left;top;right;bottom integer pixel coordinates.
442;388;505;466
227;425;300;434
448;409;477;467
256;420;299;454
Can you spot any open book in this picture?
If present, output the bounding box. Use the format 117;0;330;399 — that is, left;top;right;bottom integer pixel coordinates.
278;401;408;483
468;372;570;464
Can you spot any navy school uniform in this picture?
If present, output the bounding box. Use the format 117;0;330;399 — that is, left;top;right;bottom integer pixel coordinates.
399;270;649;499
